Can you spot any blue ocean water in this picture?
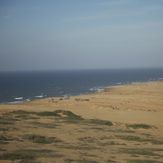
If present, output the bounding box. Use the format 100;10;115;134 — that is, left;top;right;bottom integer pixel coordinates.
0;68;163;103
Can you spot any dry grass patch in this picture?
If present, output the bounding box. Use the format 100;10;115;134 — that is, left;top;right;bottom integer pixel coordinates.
0;149;60;160
65;158;98;163
23;134;62;144
87;119;113;126
120;148;163;157
126;124;153;129
0;135;14;144
116;135;149;142
127;159;163;163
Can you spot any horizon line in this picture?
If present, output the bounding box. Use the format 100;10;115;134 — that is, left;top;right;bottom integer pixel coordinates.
1;67;163;73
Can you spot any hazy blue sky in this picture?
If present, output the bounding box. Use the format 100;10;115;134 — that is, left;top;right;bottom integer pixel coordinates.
0;0;163;71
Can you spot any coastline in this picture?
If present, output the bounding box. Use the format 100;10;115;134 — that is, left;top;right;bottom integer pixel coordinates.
0;80;163;121
1;78;162;105
0;80;163;162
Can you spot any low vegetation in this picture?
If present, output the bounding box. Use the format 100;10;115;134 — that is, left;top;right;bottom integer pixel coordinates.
0;127;9;131
7;110;114;126
11;110;35;115
1;109;162;162
151;139;163;145
126;124;153;129
120;148;163;156
10;109;83;120
0;149;54;160
55;110;84;121
78;136;96;143
127;159;163;163
24;134;62;144
107;160;117;163
116;134;163;145
65;159;98;163
0;115;18;124
116;135;149;142
0;135;13;144
36;111;59;117
88;119;113;126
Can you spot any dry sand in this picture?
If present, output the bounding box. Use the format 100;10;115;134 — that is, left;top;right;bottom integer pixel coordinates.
0;81;163;163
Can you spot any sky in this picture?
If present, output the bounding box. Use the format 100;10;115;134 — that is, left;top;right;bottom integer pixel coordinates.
0;0;163;71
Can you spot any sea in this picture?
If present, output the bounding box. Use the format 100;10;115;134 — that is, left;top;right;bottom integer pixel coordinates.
0;68;163;104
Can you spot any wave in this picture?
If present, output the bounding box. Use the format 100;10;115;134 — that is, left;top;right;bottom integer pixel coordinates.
8;101;24;104
89;86;104;92
14;97;23;100
35;95;43;98
35;94;46;98
25;99;31;102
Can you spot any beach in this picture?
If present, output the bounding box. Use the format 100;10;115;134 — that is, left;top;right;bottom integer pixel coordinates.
0;81;163;162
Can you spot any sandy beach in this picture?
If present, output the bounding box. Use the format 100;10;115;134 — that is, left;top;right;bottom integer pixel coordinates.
0;81;163;163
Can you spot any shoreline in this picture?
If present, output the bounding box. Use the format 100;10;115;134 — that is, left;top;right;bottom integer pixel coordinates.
1;79;162;105
0;80;163;122
0;80;163;114
0;80;163;162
